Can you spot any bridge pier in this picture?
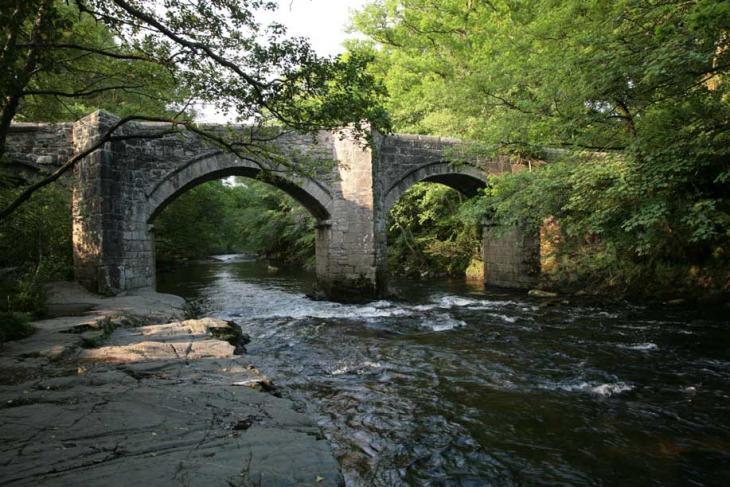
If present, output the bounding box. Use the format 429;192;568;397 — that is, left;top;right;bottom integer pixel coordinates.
311;131;385;301
482;223;540;289
72;111;156;295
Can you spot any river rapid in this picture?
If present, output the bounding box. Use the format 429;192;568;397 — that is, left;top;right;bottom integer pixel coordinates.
158;256;730;486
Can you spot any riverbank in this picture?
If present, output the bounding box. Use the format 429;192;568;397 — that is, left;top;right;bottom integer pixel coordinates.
0;282;341;486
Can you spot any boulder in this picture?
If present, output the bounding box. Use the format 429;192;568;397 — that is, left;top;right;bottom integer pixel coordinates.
528;289;558;298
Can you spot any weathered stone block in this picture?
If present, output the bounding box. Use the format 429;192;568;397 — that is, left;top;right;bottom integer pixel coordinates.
483;224;540;289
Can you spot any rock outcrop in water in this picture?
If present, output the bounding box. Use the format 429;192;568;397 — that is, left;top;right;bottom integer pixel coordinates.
528;289;558;298
0;284;341;486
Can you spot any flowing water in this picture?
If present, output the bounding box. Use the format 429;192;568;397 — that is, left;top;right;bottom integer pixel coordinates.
158;256;730;486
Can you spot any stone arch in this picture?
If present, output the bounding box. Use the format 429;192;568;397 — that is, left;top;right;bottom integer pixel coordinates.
145;152;333;223
382;161;488;212
64;109;538;297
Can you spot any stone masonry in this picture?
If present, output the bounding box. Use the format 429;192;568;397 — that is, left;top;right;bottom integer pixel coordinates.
5;111;540;299
483;224;540;289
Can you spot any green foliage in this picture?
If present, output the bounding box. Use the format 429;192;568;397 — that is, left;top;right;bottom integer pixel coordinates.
388;182;479;277
233;180;316;267
7;1;181;123
1;0;388;134
0;183;72;270
0;183;72;316
462;156;729;296
153;178;315;267
352;0;729;148
353;0;730;297
5;262;51;317
0;311;34;345
153;180;243;262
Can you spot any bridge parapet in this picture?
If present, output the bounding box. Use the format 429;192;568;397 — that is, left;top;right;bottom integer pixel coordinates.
4;123;74;184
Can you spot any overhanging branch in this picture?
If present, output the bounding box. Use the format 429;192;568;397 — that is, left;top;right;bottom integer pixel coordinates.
23;84;147;98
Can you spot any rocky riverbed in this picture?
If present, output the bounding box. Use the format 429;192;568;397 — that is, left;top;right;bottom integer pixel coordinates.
0;283;341;486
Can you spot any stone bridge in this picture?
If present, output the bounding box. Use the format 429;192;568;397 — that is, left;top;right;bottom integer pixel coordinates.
6;111;540;300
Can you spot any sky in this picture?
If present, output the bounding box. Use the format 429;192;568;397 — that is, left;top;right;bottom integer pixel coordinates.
197;0;370;122
267;0;369;56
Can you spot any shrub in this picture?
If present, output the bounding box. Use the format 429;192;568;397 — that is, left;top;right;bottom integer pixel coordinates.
0;312;34;345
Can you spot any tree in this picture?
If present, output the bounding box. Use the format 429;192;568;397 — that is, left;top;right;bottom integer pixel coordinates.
352;0;730;295
230;179;316;267
352;0;728;150
0;0;388;218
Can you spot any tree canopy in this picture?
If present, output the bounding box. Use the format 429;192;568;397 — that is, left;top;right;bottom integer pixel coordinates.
352;0;728;150
350;0;730;296
0;0;389;217
1;0;728;301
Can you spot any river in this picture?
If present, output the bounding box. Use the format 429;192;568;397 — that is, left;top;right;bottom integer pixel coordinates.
158;255;730;486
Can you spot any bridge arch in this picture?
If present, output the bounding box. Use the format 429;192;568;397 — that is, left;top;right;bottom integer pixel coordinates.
45;110;539;296
145;152;333;223
382;161;488;213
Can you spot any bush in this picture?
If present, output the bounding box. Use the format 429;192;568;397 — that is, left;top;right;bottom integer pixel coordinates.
462;154;730;299
0;312;34;344
0;184;73;317
388;182;481;278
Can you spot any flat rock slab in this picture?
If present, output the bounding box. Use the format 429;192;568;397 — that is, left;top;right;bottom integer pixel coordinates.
44;281;187;321
79;318;242;363
79;339;236;363
0;370;339;486
0;313;342;486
